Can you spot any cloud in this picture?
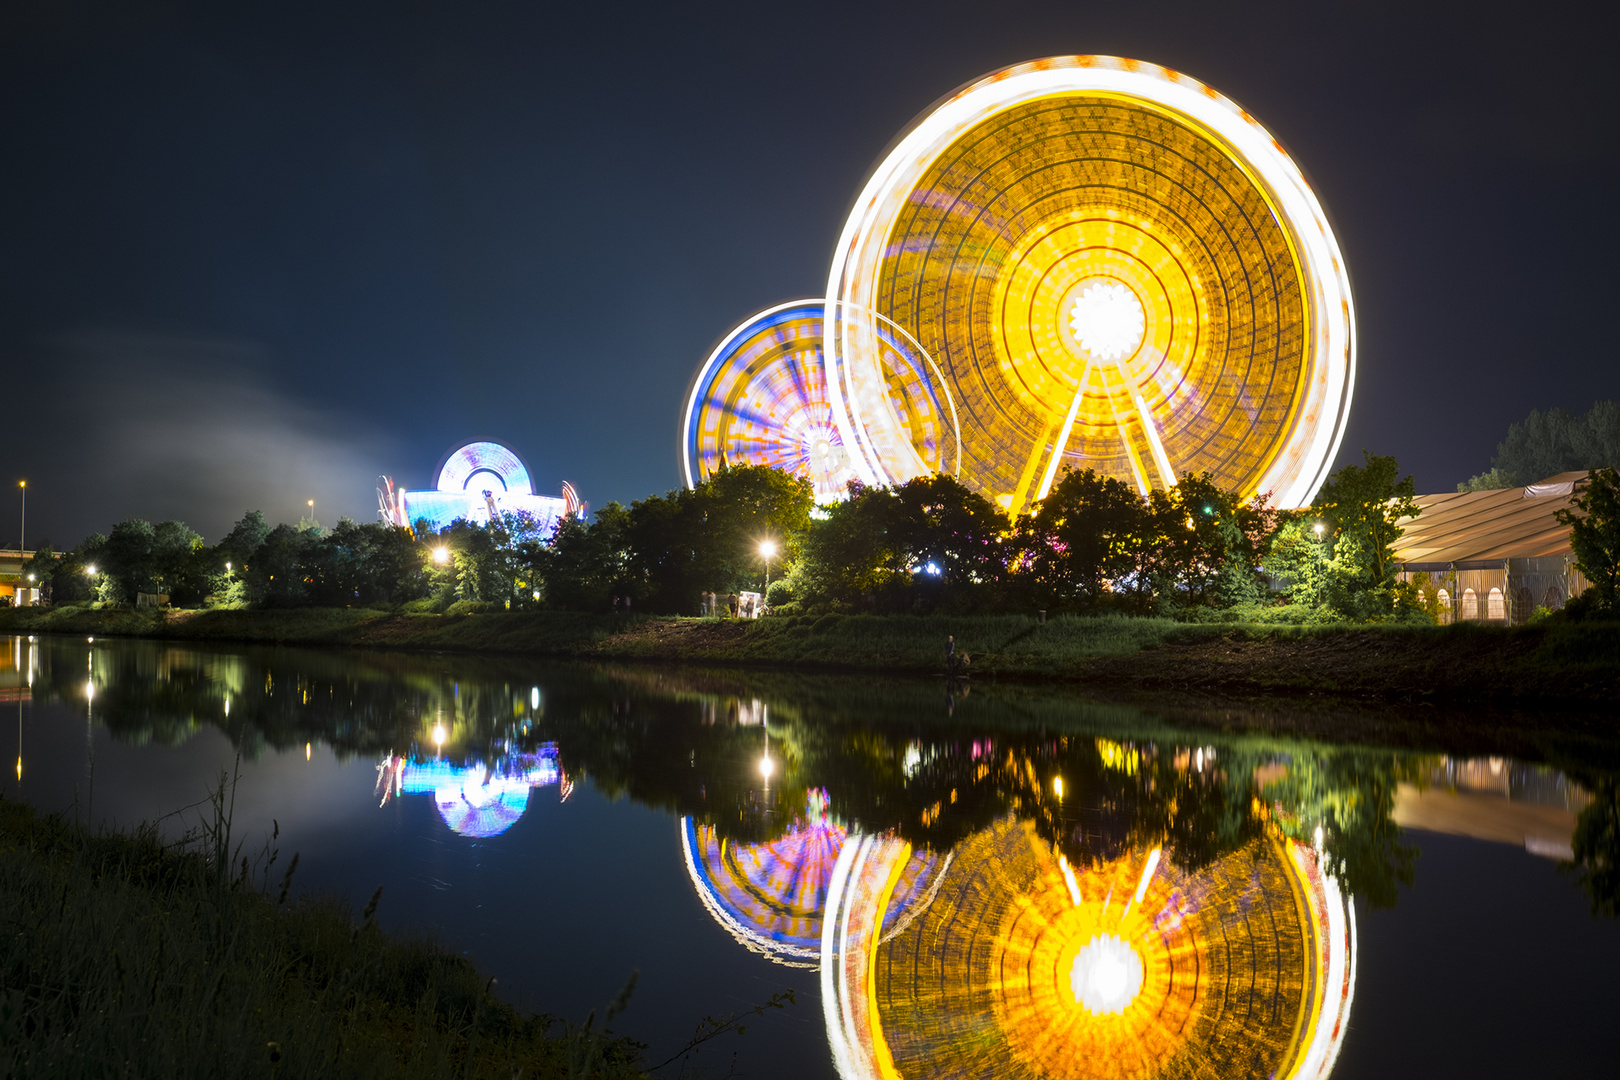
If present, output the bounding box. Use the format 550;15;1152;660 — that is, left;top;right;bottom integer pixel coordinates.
42;331;402;542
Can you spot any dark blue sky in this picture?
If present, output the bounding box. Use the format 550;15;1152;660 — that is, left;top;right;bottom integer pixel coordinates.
3;0;1617;545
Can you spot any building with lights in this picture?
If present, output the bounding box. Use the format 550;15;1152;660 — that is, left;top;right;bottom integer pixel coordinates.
1393;471;1595;624
684;56;1354;510
379;440;583;533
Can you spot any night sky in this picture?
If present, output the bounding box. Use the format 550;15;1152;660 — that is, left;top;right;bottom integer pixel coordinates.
4;0;1617;546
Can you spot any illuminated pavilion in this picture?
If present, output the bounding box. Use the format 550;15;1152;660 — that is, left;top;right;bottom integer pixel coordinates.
821;820;1355;1080
380;440;583;532
685;57;1354;510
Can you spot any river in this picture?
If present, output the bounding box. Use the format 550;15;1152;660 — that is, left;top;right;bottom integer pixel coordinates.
3;633;1617;1078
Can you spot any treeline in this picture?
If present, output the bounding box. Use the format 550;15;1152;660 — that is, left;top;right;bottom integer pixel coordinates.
1459;399;1619;491
25;452;1436;622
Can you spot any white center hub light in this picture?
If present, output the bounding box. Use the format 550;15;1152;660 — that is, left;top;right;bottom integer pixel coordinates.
1068;280;1145;361
1070;933;1144;1015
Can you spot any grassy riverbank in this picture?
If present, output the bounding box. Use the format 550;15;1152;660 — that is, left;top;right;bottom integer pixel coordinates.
0;798;642;1079
3;604;1618;706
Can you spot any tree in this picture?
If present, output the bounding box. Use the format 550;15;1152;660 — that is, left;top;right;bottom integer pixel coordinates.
1463;400;1620;488
218;511;271;568
1568;777;1620;918
242;524;319;607
623;465;813;614
1020;468;1148;610
792;475;1008;613
1143;474;1278;612
1456;467;1516;493
1555;467;1620;615
533;502;632;612
1311;451;1419;620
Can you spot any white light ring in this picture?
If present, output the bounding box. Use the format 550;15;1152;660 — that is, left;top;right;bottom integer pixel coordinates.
826;301;960;486
825;55;1354;507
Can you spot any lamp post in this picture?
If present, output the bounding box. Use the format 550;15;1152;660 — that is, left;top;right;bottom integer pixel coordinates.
759;539;777;603
18;480;24;554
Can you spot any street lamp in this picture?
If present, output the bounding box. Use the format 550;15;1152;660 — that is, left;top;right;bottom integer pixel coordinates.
432;547;450;565
17;480;24;554
759;539;777;601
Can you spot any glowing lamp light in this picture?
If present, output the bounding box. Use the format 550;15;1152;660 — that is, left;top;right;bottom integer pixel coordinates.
1313;522;1326;537
86;565;97;576
1053;776;1064;799
530;687;540;710
306;742;312;761
84;681;94;703
759;754;774;780
432;547;450;565
432;723;447;748
225;561;232;572
759;539;778;559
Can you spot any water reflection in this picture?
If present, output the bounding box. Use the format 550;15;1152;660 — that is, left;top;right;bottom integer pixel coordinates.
7;634;1618;1078
379;745;567;837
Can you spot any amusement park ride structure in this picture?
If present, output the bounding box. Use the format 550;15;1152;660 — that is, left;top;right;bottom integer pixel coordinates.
378;440;584;534
684;56;1355;513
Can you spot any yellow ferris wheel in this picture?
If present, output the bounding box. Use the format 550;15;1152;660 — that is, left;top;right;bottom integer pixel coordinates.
826;56;1354;512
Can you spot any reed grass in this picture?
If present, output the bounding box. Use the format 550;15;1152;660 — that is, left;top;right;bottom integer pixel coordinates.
0;791;644;1079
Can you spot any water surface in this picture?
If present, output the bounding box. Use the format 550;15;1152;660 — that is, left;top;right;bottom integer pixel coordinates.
4;634;1617;1078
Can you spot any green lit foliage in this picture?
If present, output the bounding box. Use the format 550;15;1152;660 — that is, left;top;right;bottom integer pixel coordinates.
1555;467;1620;616
1310;450;1421;621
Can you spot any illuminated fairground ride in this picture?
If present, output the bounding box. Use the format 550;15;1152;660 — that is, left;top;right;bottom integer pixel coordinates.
682;301;960;504
379;440;585;533
375;744;568;839
827;56;1354;513
680;789;945;967
685;57;1353;512
821;821;1355;1080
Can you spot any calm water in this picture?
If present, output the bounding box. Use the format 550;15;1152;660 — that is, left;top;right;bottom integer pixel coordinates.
4;634;1618;1079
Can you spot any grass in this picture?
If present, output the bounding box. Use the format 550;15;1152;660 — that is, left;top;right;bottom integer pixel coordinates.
3;604;1618;705
0;790;644;1079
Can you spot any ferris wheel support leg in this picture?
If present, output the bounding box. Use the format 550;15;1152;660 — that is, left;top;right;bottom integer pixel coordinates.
1103;374;1153;497
1124;373;1177;490
1033;360;1096;506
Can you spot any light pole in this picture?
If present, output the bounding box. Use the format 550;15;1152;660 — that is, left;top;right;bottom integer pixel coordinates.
18;480;25;554
759;539;777;604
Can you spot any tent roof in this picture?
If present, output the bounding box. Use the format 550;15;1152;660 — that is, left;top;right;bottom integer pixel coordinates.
1391;472;1588;565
